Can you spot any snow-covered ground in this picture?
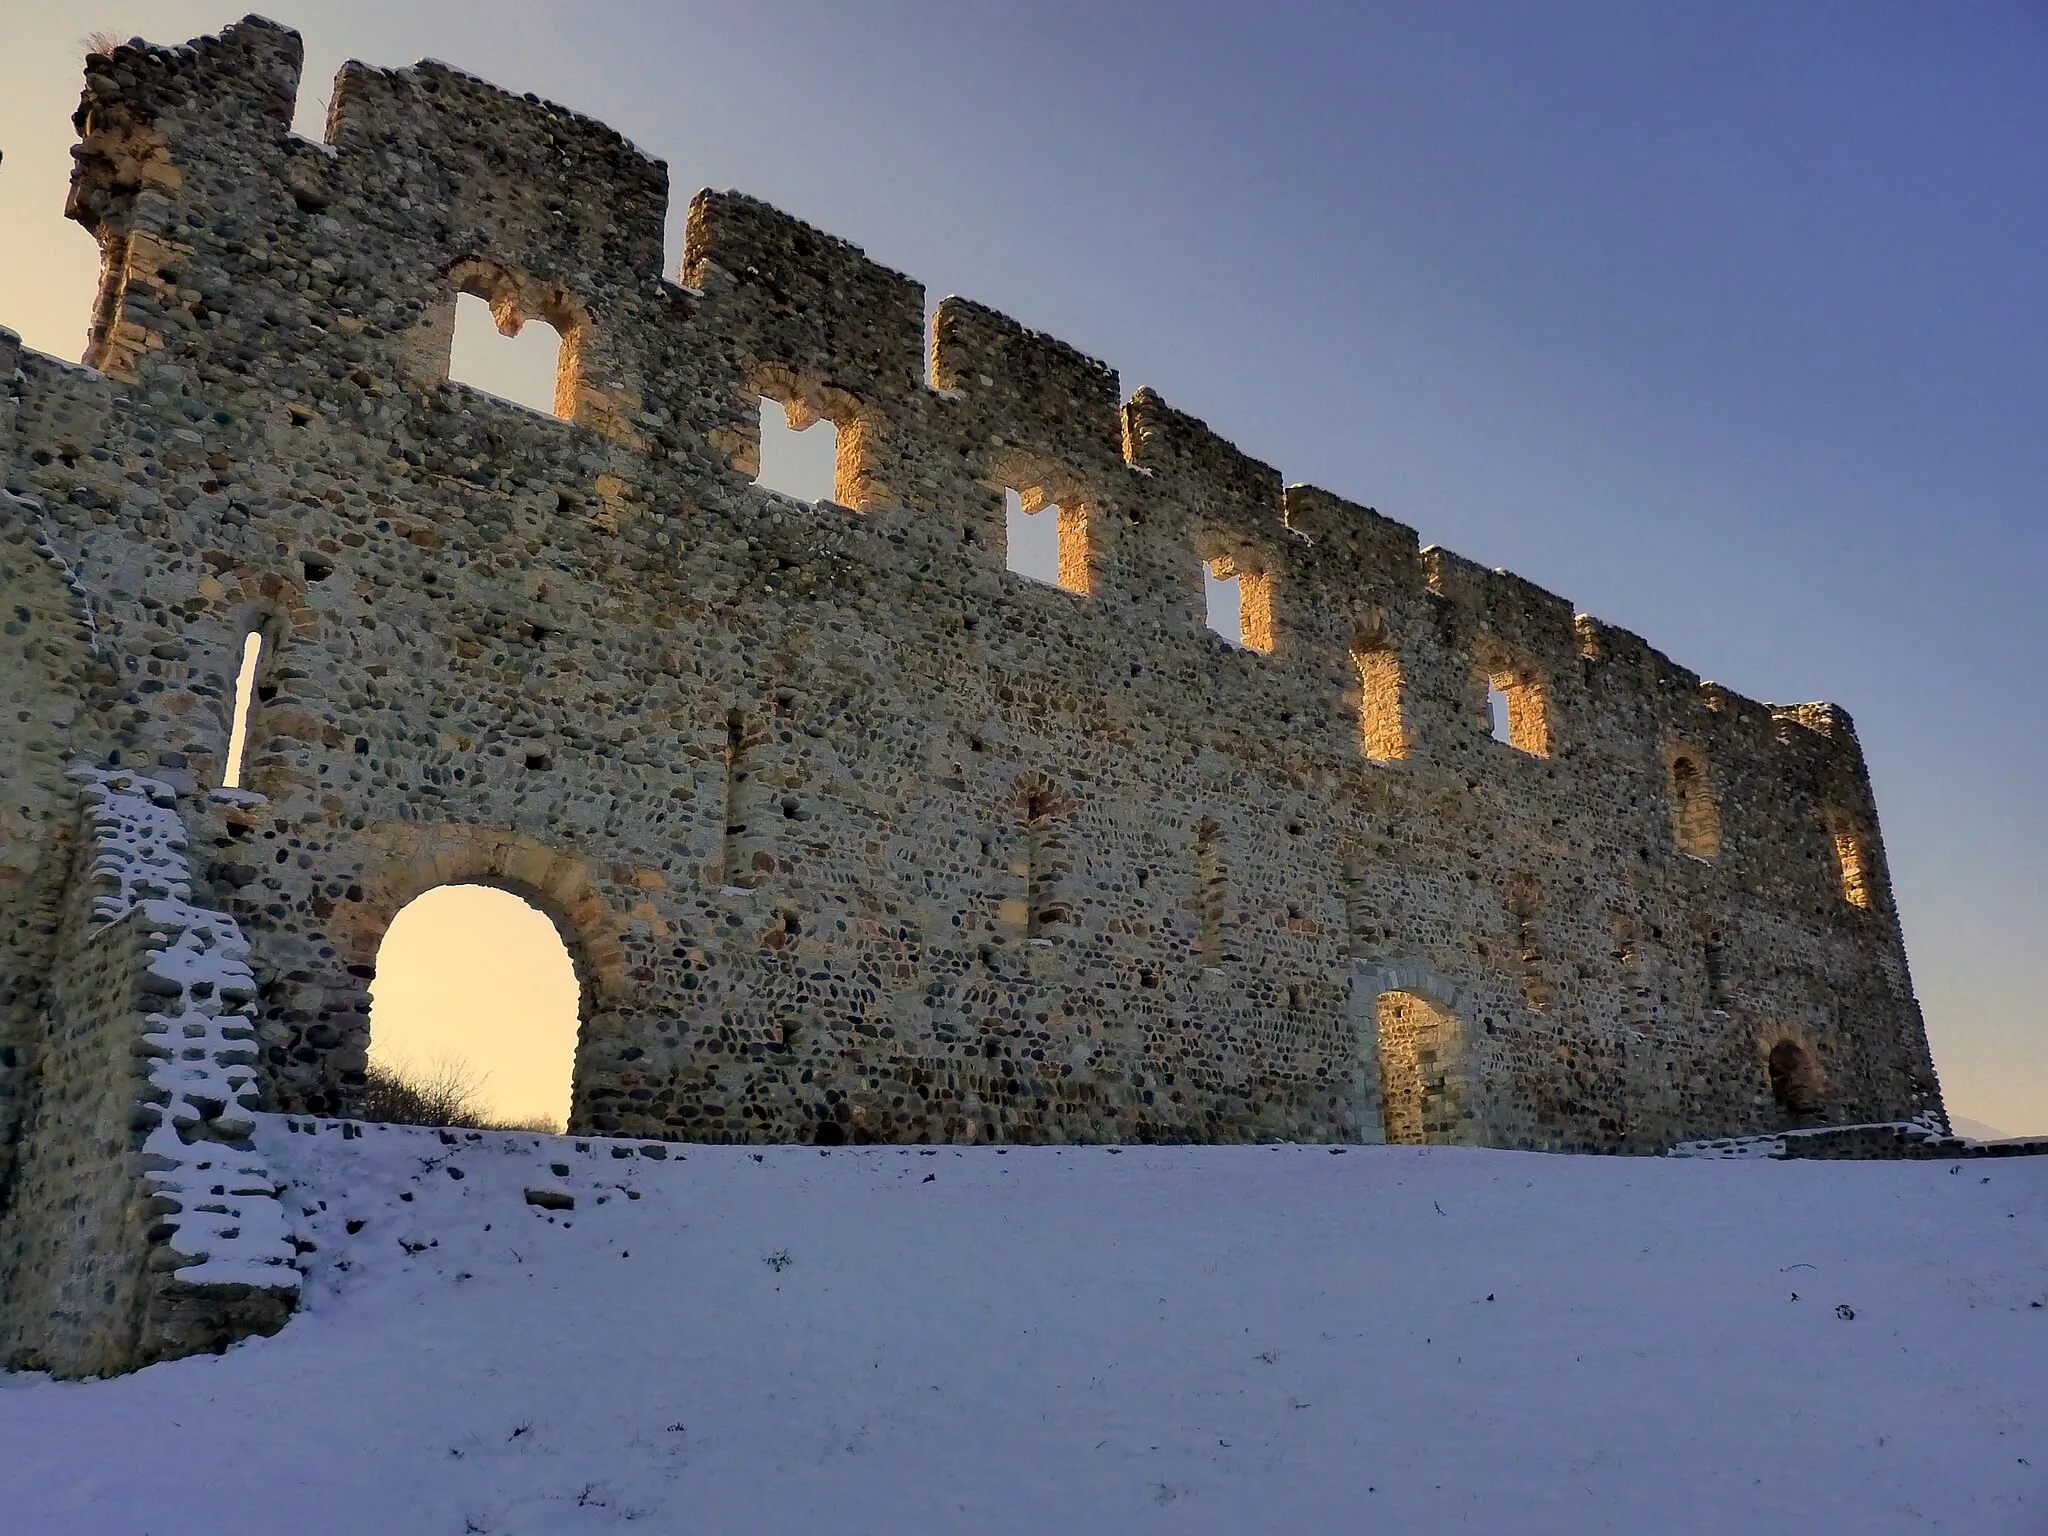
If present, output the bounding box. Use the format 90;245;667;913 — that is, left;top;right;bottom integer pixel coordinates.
2;1122;2042;1535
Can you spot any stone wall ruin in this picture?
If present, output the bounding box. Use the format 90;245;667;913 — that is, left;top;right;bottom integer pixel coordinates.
0;15;1945;1221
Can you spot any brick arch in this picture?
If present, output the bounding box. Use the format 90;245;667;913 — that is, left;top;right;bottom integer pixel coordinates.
336;823;630;1010
204;564;319;645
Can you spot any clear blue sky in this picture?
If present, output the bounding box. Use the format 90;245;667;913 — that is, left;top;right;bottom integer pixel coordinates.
3;2;2043;1133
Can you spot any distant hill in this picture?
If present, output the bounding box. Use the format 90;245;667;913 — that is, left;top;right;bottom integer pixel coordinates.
1950;1114;2012;1141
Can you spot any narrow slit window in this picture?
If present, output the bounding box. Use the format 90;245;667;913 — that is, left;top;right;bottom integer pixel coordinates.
1341;849;1374;958
448;291;567;417
756;395;839;504
1202;555;1274;653
720;711;773;889
1004;488;1091;593
1352;641;1407;760
1703;934;1729;1009
1194;818;1227;965
1023;787;1072;935
222;630;264;789
1509;886;1550;1011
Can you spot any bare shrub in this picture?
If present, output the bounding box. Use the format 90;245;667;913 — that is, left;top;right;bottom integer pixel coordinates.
359;1054;564;1133
83;30;126;58
360;1055;489;1127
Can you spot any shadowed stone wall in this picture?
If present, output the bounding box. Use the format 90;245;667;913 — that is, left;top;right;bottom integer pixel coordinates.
0;17;1944;1168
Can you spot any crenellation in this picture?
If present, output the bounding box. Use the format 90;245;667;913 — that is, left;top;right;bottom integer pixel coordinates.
0;21;1945;1355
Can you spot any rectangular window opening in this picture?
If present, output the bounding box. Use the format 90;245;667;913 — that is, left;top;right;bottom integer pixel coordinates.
1004;488;1091;594
755;394;839;504
1486;669;1550;756
448;291;569;417
1353;643;1408;760
1832;826;1874;909
1202;555;1274;653
1667;751;1722;858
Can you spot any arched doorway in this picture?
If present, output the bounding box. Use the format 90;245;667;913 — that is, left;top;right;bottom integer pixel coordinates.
1376;989;1466;1145
366;884;582;1131
1768;1039;1825;1118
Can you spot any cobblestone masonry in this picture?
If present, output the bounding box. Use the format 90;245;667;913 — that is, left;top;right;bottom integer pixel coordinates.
0;19;1944;1187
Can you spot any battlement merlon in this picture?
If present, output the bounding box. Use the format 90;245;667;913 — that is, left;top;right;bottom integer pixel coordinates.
931;296;1123;473
325;59;670;289
686;189;926;401
1123;386;1286;559
68;16;300;237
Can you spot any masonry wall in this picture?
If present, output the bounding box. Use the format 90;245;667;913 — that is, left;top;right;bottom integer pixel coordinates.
0;17;1945;1160
0;768;298;1375
0;852;163;1373
0;485;108;1196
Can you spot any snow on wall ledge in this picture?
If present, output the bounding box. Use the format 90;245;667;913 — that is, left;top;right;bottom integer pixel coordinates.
0;768;298;1377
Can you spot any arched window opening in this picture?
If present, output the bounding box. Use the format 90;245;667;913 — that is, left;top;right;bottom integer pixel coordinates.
1667;752;1721;857
1377;990;1465;1145
1768;1039;1824;1117
365;884;581;1132
1830;821;1874;909
756;393;840;504
1193;818;1228;966
1485;665;1550;756
448;291;569;417
1201;554;1275;653
221;630;264;789
1351;640;1407;761
1004;487;1092;594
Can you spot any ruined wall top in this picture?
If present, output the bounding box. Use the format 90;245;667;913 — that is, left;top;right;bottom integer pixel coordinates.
35;14;1882;827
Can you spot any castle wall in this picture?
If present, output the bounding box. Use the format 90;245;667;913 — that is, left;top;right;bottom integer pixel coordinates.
0;18;1944;1157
